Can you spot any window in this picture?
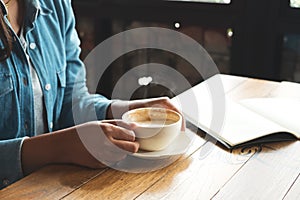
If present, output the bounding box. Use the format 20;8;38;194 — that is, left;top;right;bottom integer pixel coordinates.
280;34;300;82
290;0;300;8
166;0;231;4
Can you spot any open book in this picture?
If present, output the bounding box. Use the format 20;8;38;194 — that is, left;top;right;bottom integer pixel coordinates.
172;74;300;149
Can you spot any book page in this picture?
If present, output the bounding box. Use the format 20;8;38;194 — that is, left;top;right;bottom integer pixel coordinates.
271;81;300;99
240;98;300;138
174;90;291;146
211;98;291;146
171;74;247;116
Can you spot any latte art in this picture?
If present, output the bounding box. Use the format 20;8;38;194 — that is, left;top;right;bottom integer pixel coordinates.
135;119;176;126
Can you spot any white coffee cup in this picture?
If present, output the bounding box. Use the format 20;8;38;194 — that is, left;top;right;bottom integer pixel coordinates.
122;107;182;151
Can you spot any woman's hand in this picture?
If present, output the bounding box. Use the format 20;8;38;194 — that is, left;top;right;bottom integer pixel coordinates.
99;120;139;153
21;120;139;175
74;120;139;168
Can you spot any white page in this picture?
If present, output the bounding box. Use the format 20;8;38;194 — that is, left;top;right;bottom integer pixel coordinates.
171;74;247;117
272;81;300;99
212;98;292;146
171;74;245;136
181;97;291;146
239;98;300;138
172;74;291;146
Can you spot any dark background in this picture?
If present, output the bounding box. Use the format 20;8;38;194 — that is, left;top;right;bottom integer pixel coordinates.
72;0;300;99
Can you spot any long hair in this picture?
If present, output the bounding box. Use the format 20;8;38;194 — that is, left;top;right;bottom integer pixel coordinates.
0;8;13;61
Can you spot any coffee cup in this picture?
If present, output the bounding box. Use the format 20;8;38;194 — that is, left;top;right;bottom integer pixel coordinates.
122;107;182;151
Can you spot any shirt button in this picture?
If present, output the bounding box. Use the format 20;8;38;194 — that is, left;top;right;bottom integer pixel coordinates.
24;122;29;130
29;43;36;50
23;77;28;86
49;122;53;129
2;179;9;186
45;84;51;91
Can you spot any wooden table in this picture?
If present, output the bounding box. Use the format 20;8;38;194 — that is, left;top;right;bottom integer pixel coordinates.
1;75;300;200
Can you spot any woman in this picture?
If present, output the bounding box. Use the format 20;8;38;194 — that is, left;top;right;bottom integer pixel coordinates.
0;0;182;189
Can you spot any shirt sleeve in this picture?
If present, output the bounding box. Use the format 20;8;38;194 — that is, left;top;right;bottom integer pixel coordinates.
0;137;27;189
56;0;112;129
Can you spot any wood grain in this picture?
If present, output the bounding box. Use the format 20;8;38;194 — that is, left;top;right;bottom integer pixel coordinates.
226;78;279;101
213;141;300;199
136;142;257;200
0;165;105;200
283;173;300;200
62;129;206;200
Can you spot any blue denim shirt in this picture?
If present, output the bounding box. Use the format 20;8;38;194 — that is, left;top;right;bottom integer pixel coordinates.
0;0;111;189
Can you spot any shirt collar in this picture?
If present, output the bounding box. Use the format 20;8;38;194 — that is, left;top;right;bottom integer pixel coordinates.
24;0;52;28
25;0;41;25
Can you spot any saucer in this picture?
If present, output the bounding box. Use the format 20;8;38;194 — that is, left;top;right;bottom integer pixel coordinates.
131;131;192;159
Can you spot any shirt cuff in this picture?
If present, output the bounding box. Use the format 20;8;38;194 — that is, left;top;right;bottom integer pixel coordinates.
0;137;28;189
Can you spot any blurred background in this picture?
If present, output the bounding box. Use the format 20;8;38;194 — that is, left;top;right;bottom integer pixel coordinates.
72;0;300;100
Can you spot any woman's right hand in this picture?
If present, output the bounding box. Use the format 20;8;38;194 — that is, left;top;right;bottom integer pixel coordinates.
21;120;139;175
69;120;139;169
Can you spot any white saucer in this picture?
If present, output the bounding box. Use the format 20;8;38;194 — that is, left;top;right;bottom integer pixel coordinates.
131;131;192;159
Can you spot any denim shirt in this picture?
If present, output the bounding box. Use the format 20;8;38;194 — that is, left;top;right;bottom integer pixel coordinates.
0;0;111;189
